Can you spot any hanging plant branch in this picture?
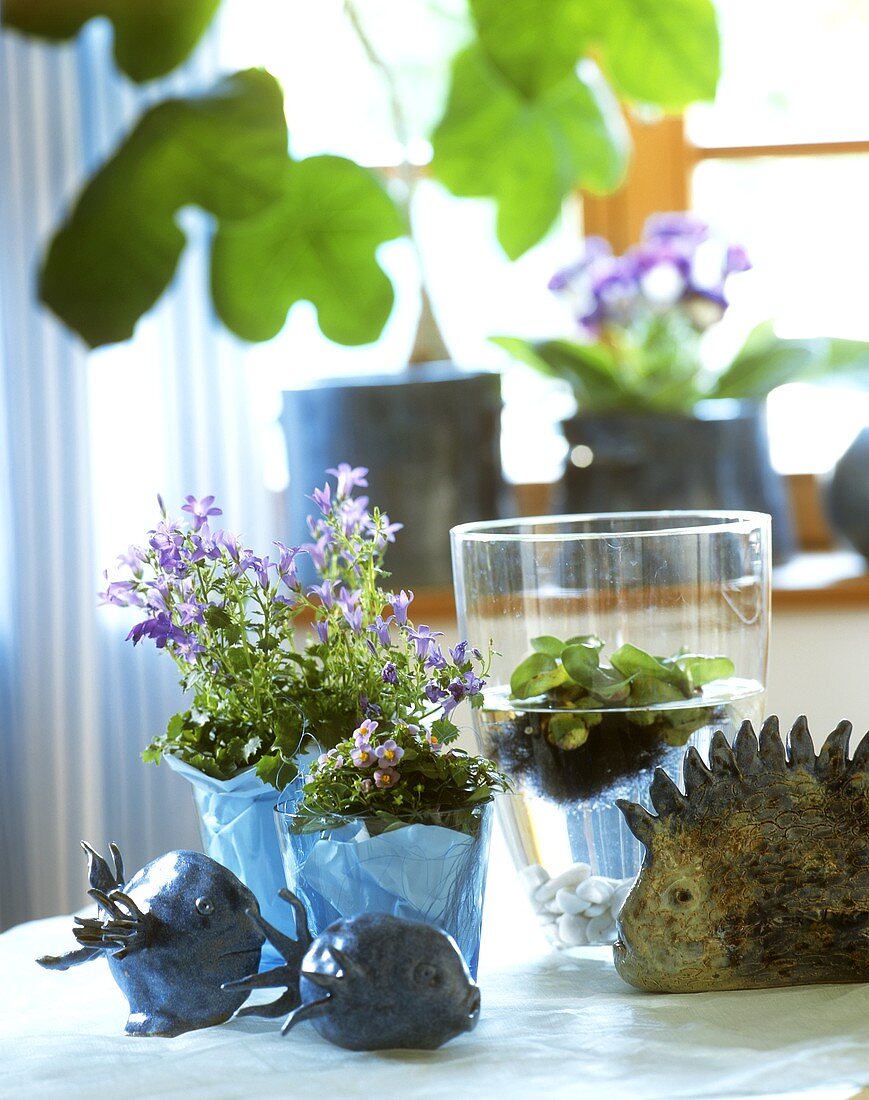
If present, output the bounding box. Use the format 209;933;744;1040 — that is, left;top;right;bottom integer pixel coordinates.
1;0;223;83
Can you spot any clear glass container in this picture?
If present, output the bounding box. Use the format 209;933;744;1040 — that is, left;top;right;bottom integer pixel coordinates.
451;511;770;947
274;801;493;978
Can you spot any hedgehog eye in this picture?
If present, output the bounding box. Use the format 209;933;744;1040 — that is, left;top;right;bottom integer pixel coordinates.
664;880;698;910
195;896;215;916
412;962;441;989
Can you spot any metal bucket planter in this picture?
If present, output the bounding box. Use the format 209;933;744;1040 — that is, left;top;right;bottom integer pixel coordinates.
280;363;504;588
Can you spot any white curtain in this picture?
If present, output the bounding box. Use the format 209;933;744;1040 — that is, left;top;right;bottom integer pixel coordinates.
0;20;278;928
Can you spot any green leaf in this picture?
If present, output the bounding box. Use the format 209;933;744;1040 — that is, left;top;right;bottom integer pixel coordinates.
2;0;222;83
710;321;869;401
548;712;595;750
470;0;596;96
628;675;686;707
432;44;628;259
510;652;557;696
493;337;628;408
211;155;404;345
561;642;601;682
531;635;566;658
40;69;289;348
142;745;163;765
599;0;721;109
670;654;735;692
565;634;605;650
431;717;460;745
520;664;571;698
610;643;678;684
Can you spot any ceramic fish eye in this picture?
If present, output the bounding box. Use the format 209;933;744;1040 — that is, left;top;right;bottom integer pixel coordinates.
195;896;215;916
412;961;441;989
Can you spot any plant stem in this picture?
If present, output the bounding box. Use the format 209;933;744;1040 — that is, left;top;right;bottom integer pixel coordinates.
342;0;451;366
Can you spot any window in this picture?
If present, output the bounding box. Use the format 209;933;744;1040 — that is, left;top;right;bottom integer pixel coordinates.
583;0;869;475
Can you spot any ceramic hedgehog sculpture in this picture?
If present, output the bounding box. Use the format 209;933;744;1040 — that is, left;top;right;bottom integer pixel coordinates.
614;716;868;993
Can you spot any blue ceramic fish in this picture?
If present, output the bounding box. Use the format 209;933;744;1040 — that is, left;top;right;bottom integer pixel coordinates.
225;890;481;1051
38;842;264;1036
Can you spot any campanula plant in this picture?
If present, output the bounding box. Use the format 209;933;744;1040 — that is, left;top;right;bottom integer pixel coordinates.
496;212;869;414
101;465;504;800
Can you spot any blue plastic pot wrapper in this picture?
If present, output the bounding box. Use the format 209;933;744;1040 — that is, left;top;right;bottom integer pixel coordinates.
164;754;289;968
278;808;492;978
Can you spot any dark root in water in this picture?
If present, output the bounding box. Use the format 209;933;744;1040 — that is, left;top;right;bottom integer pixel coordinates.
489;708;727;804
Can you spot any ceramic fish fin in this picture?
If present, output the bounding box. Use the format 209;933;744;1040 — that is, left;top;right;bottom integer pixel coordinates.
235;987;302;1019
816;720;852;780
36;945;103;970
281;995;331;1036
74;890;148;955
81;841;124;895
787;715;815;767
277;889;312;947
245;905;304;967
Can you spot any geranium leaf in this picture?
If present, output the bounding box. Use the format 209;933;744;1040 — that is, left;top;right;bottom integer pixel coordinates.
598;0;720;109
470;0;596;97
211;155;404;346
432;44;627;259
39;69;289;348
2;0;222;83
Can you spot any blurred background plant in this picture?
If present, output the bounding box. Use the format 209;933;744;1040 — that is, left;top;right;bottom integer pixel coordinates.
496;212;869;415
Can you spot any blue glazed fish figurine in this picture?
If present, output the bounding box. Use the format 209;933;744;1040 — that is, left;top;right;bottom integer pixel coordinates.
38;842;264;1036
226;889;481;1051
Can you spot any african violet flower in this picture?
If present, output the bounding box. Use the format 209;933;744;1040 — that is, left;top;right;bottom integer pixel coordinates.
102;465;502;797
497;212;754;417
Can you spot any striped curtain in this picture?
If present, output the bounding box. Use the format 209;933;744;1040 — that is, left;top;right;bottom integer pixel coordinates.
0;18;277;928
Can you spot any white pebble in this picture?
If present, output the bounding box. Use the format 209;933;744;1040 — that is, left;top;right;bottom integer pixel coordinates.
582;901;610;918
544;898;563;915
534;867;584;903
554;887;588;915
557;913;589;947
586;914;617;943
519;863;550;894
574;878;613;906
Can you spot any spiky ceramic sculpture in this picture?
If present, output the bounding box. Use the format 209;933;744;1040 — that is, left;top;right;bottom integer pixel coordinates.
37;843;264;1036
225;889;481;1051
614;716;868;993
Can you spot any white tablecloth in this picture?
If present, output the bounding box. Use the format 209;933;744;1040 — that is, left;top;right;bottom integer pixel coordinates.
1;910;867;1100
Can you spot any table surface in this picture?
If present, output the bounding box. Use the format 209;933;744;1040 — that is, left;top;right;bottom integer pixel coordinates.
2;906;867;1100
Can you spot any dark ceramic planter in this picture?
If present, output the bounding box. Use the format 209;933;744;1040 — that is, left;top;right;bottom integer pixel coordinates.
280;363;504;588
826;426;869;559
558;402;795;562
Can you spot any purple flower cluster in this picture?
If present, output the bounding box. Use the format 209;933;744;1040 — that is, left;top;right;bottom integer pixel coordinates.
550;213;751;336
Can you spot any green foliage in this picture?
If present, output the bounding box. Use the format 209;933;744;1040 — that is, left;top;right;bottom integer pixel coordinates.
295;719;509;837
211;155;404;345
597;0;721;110
508;635;735;748
2;0;724;347
40;70;289;348
108;469;495;786
2;0;221;83
498;320;869;415
431;43;627;259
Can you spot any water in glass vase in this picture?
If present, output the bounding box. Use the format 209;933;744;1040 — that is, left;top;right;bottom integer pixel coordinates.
475;679;764;932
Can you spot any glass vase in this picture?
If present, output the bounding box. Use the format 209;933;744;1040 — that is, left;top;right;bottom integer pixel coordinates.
451;511;770;949
274;801;493;978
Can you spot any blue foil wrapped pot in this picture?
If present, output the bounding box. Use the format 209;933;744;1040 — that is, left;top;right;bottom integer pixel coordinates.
165;755;289;965
275;800;494;978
